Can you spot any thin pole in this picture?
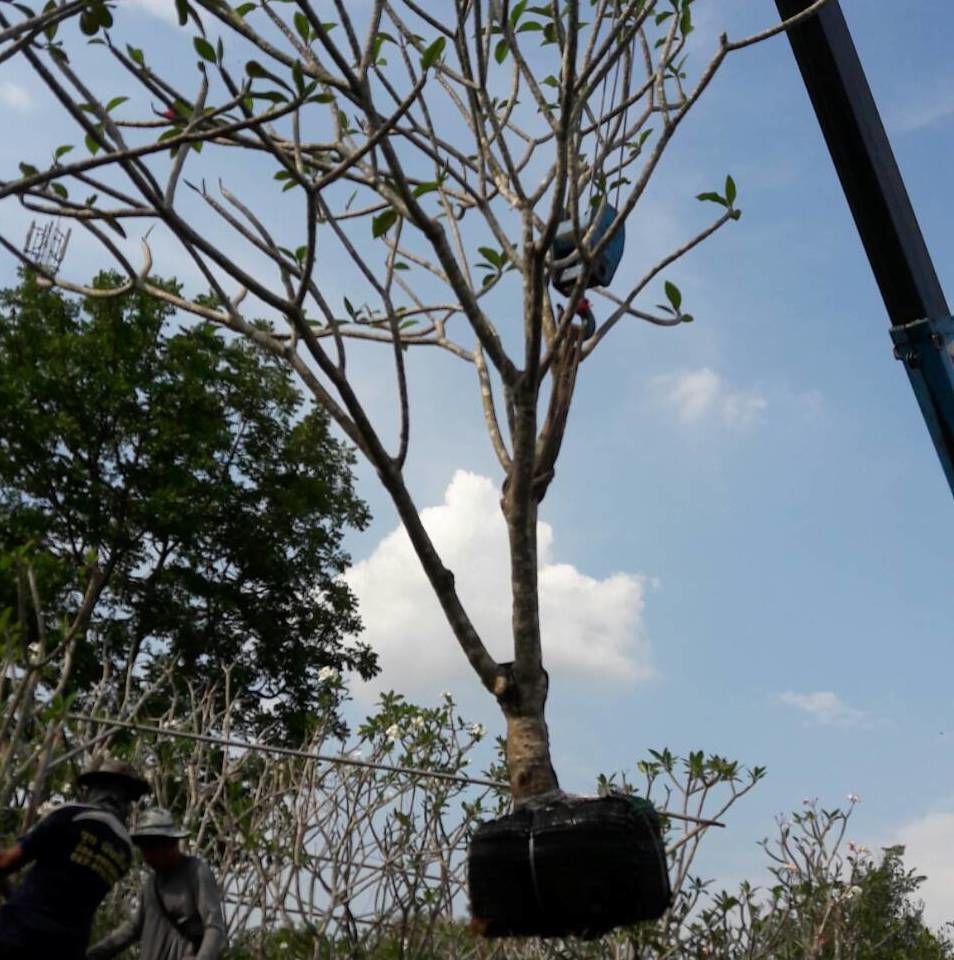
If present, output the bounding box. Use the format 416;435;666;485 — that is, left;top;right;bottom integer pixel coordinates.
67;712;504;789
66;712;724;826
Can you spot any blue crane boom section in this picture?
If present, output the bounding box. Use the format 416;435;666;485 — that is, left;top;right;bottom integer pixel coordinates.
775;0;954;496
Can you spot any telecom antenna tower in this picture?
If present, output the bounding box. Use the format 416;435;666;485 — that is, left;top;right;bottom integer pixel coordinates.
24;219;71;274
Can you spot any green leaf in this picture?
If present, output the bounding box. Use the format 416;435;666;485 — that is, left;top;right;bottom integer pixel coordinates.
250;90;289;104
79;8;99;35
18;162;39;178
510;0;528;26
50;182;68;200
541;75;559;88
494;39;509;64
371;31;395;62
664;281;682;312
84;133;100;155
193;37;217;63
174;0;202;28
478;246;503;269
54;144;74;160
233;2;255;15
245;60;291;91
420;36;445;70
293;11;310;42
696;191;727;206
127;45;145;66
372;208;398;237
725;174;737;206
105;96;128;113
680;5;692;36
412;181;440;198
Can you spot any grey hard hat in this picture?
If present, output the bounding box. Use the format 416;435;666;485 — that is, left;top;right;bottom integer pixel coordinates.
77;759;150;800
131;807;190;841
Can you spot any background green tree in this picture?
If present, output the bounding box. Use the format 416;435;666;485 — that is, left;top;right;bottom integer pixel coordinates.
834;845;952;959
0;270;374;739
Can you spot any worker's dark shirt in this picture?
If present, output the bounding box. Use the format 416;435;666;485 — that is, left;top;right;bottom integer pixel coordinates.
0;803;133;951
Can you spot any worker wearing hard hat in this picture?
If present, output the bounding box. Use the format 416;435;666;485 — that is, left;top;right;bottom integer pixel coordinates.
0;759;150;960
87;807;226;960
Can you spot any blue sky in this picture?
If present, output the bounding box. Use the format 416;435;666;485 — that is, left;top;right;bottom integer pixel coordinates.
3;0;954;925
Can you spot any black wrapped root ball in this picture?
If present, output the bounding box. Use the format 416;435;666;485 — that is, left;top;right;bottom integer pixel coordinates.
468;794;670;939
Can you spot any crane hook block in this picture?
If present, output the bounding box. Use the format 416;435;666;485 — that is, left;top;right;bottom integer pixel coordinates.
550;204;625;298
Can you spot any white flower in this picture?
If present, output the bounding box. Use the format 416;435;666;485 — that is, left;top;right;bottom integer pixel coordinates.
318;666;340;683
468;723;486;740
784;862;799;873
847;792;861;804
844;885;863;900
28;642;42;657
350;748;363;759
385;724;401;742
410;715;426;731
279;943;289;951
441;690;452;700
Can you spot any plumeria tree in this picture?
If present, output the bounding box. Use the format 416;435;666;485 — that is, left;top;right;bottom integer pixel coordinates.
0;0;831;802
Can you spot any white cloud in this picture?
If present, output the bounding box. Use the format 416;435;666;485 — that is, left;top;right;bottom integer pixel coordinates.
895;812;954;929
0;81;32;113
888;81;954;134
127;0;182;24
779;690;868;728
345;470;654;701
652;367;767;429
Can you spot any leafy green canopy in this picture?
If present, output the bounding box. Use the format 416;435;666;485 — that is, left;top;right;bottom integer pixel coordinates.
0;271;374;739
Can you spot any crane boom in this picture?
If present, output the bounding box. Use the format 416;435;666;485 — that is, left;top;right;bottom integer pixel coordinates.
776;0;954;495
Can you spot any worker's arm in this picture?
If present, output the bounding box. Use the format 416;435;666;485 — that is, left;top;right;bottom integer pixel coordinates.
86;889;144;960
0;845;24;874
192;859;227;960
0;844;25;898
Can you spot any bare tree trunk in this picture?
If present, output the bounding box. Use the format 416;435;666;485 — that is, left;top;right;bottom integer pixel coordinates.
499;381;560;804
